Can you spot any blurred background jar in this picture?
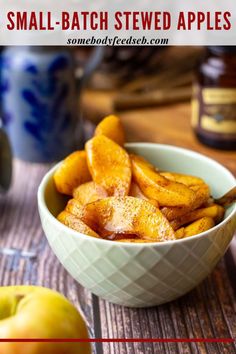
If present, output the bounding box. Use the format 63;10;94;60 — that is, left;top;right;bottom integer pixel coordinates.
1;46;102;163
192;46;236;150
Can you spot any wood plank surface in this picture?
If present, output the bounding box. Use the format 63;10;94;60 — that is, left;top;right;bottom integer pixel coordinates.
0;95;235;354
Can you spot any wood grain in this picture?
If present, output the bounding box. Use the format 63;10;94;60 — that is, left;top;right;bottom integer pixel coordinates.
0;103;235;354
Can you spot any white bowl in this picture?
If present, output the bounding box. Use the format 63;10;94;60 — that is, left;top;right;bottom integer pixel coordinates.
38;143;236;307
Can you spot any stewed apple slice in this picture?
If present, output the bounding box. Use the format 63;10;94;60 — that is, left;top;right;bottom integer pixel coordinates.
131;154;195;207
80;196;175;242
73;181;108;205
161;183;211;221
171;204;224;230
65;198;84;218
129;181;159;207
177;216;215;239
86;136;131;197
54;151;91;196
94;115;125;146
160;172;205;187
58;210;100;238
175;227;185;239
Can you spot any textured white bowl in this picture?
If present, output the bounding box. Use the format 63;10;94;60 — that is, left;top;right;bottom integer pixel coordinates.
38;144;236;308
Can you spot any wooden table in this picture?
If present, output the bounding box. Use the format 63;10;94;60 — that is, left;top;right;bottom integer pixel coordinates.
0;92;236;354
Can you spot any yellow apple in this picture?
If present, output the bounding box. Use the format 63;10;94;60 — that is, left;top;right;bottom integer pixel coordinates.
0;286;91;354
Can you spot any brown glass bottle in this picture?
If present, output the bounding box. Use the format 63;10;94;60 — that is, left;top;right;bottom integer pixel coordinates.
192;46;236;150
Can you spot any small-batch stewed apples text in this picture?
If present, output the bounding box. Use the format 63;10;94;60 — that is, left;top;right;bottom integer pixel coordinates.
54;115;226;242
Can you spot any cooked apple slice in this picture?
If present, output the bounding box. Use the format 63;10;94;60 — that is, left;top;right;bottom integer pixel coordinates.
175;227;185;239
94;115;125;146
171;204;225;230
182;217;215;238
131;154;195;207
129;181;159;207
162;183;211;221
190;183;209;199
86;136;131;197
65;199;84;218
160;172;205;187
81;197;175;242
73;181;108;205
161;206;189;222
54;151;91;196
57;210;100;238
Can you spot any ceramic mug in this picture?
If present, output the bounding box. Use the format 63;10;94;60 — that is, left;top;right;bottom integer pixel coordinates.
1;47;103;163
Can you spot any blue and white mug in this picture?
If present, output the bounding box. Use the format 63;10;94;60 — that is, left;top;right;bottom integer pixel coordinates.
1;47;103;163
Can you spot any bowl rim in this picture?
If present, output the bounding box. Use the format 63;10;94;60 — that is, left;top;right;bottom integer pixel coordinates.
38;142;236;247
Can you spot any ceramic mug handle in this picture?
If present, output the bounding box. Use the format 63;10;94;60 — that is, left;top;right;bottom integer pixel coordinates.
75;47;104;91
0;117;12;193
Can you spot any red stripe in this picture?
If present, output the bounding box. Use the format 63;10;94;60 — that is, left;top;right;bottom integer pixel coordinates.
0;338;234;343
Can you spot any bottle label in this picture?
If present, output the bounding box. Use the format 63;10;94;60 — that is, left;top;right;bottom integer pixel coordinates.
192;86;236;135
